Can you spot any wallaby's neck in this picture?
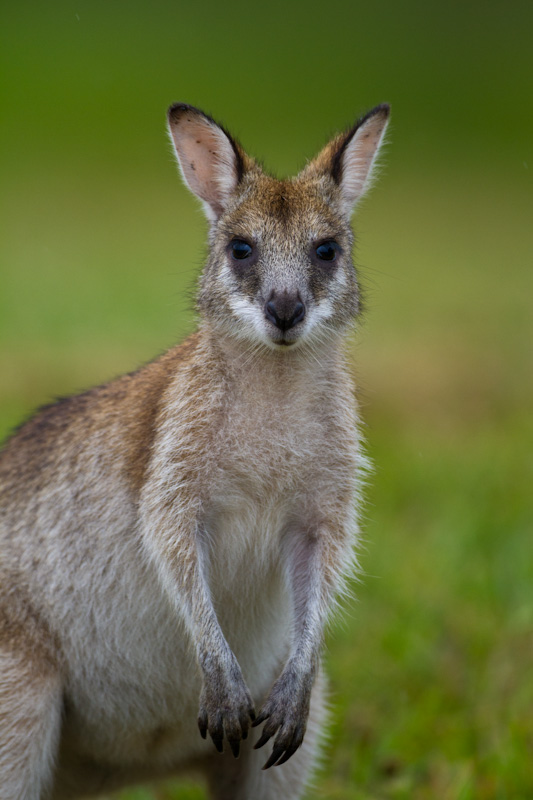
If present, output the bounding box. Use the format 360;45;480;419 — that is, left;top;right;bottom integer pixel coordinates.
199;322;348;399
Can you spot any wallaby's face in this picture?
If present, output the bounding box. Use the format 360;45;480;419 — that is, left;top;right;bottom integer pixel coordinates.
203;172;359;349
168;104;389;349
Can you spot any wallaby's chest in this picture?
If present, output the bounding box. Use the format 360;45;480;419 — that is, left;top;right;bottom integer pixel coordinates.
210;381;326;502
199;380;345;575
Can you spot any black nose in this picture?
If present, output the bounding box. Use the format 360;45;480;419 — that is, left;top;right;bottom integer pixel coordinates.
264;291;306;332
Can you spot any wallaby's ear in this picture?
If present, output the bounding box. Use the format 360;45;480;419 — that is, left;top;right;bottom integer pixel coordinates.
304;104;390;215
167;104;247;221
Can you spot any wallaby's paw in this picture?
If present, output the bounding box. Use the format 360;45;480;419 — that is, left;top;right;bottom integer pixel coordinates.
252;667;312;768
197;663;256;757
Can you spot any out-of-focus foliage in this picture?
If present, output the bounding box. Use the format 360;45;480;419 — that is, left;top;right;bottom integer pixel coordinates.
1;1;532;797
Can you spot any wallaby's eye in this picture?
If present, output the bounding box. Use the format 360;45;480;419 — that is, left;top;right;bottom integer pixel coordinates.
315;241;338;262
230;240;253;260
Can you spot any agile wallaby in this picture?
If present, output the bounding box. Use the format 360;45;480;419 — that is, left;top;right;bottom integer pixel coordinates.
0;102;389;799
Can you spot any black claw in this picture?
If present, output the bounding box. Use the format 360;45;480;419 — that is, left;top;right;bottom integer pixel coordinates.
198;715;207;739
211;735;224;753
275;744;299;766
254;730;273;750
262;745;285;770
229;738;240;758
240;711;252;739
252;711;268;728
249;708;256;721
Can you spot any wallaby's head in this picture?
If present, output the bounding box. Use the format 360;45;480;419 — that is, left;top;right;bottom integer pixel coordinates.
168;103;389;350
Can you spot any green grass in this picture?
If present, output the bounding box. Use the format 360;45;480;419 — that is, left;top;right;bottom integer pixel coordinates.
321;417;533;799
1;0;532;797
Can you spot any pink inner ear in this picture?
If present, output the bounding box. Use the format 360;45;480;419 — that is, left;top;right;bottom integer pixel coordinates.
170;115;238;218
340;113;388;208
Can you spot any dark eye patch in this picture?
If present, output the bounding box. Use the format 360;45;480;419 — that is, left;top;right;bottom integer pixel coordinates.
226;237;259;290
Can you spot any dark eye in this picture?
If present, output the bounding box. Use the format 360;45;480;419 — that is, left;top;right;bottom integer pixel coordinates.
315;241;338;261
230;239;253;260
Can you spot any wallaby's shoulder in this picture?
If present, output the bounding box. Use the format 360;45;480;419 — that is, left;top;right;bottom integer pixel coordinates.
0;331;205;498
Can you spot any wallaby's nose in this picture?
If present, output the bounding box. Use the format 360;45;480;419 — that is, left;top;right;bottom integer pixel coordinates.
264;291;306;332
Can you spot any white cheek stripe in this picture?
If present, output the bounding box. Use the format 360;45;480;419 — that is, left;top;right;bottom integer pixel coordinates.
308;298;333;322
227;295;273;346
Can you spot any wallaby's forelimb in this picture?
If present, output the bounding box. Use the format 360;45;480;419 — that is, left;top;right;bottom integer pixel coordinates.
253;520;350;768
140;496;255;755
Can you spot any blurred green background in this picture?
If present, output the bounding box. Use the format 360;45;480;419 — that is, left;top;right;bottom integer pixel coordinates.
1;1;532;797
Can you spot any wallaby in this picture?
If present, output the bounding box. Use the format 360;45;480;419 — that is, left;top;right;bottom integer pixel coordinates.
0;102;389;800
